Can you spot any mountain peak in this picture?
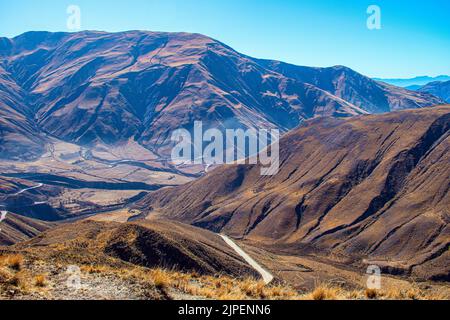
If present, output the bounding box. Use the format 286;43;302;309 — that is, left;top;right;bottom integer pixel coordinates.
0;30;444;160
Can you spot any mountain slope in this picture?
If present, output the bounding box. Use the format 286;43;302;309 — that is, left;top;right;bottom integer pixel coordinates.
10;219;257;277
418;81;450;103
0;31;444;160
0;65;46;160
0;212;53;246
138;106;450;281
260;61;442;114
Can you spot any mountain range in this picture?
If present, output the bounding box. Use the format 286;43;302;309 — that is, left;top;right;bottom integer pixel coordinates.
417;80;450;103
0;31;444;161
0;30;449;293
374;75;450;89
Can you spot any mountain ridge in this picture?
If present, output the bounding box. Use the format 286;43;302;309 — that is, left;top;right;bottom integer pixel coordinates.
137;106;450;281
0;30;444;161
374;75;450;88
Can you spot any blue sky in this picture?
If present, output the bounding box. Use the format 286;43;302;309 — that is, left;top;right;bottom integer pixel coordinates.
0;0;448;78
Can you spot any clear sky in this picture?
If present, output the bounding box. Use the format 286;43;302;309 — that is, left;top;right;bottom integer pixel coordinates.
0;0;448;78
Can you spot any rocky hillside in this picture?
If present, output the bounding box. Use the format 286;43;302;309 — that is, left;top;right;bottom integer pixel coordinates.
12;219;256;277
2;218;447;300
418;81;450;103
0;212;53;246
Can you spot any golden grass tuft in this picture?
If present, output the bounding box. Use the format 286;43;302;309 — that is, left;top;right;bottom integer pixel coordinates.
347;290;362;300
149;268;172;289
34;274;47;287
308;284;340;300
365;288;379;299
0;254;24;271
405;287;423;300
8;271;26;289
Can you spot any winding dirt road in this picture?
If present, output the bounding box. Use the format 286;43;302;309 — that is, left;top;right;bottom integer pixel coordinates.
14;183;43;195
219;234;274;284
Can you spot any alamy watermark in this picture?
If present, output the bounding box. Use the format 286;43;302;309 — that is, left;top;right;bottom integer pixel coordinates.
366;265;382;290
66;265;83;290
67;5;81;31
367;5;382;30
171;122;280;176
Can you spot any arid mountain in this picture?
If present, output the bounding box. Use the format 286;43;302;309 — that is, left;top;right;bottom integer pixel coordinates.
260;61;442;114
1;219;277;300
0;65;46;160
138;106;450;281
11;219;256;277
0;31;444;160
418;81;450;103
0;212;53;246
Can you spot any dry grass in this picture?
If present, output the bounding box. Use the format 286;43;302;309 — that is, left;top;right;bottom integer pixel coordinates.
96;266;450;300
3;271;29;294
34;274;47;287
0;255;47;297
150;269;172;289
365;288;379;300
1;256;448;300
9;273;23;287
307;284;341;300
0;254;24;271
76;265;299;300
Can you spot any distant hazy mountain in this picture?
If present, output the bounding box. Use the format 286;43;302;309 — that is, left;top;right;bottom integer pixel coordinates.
417;80;450;103
0;31;444;160
139;106;450;281
375;75;450;88
405;85;422;91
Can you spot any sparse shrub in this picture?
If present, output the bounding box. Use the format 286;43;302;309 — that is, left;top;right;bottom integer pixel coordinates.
268;286;283;297
252;281;267;298
348;290;361;300
35;274;47;287
9;274;23;287
2;254;24;271
365;288;378;300
383;287;405;300
309;285;339;300
311;287;327;300
151;269;171;289
218;292;246;300
240;279;255;296
406;288;421;300
0;268;9;283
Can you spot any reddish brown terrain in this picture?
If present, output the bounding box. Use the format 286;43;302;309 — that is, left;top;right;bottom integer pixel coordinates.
0;31;443;161
138;106;450;281
0;65;46;160
418;80;450;103
0;31;448;300
11;219;256;277
0;30;444;232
